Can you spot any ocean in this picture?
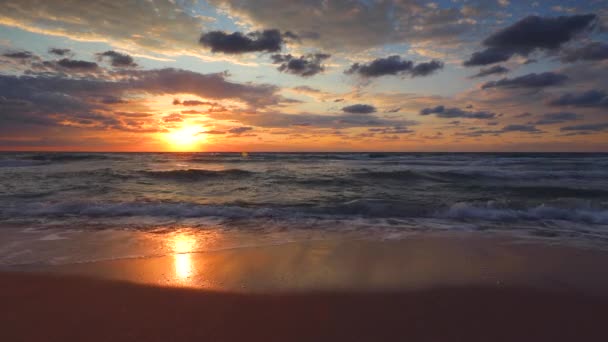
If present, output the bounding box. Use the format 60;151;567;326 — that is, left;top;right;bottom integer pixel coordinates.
1;152;607;266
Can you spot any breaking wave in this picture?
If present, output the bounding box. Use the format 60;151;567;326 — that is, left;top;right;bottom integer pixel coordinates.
3;199;607;225
141;168;255;181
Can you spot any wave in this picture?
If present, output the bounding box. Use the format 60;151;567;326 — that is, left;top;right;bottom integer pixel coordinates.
353;168;608;182
21;153;117;162
441;202;608;225
354;169;449;182
141;168;255;181
4;199;606;225
0;159;47;168
484;185;608;198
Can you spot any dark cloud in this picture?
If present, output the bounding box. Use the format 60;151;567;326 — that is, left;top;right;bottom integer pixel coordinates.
281;31;300;41
515;112;533;118
342;104;377;114
470;65;510;78
411;60;445;77
48;48;71;56
531;112;582;125
481;72;568;89
96;50;137;67
548;90;608;107
271;53;330;77
345;56;443;78
464;14;598;66
463;47;514;67
227;126;253;135
56;58;98;70
560;122;608;132
368;125;414;134
457;124;542;137
419;105;496;119
560;42;608;63
199;130;226;135
199;29;284;54
173;99;218;106
2;51;34;59
501;124;542;132
98;96;128;104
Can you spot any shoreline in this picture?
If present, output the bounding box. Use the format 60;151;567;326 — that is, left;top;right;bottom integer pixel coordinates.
6;235;608;294
4;235;608;341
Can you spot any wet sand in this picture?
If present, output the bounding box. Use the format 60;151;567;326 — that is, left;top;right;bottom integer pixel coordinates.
2;272;608;342
3;236;608;341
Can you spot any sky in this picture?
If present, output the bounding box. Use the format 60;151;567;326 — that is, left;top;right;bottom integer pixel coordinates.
0;0;607;152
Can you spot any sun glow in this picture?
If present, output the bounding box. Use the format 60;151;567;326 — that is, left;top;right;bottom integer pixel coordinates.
164;125;205;151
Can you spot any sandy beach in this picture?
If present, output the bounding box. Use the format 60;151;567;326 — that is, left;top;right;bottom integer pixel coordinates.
2;272;608;342
3;236;608;341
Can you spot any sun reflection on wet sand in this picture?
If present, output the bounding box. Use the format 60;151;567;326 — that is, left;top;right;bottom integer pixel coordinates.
171;233;197;282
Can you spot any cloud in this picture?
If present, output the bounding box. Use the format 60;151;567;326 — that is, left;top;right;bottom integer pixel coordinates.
292;86;322;94
481;72;568;89
547;90;608;107
342;104;377;114
173;99;218;107
531;112;582;125
271;53;330;77
48;48;71;56
2;51;34;59
457;124;542;137
227;126;253;135
368;125;414;134
470;65;510;78
96;51;137;67
560;122;608;132
419;105;496;119
0;66;289;134
464;14;598;66
208;0;478;51
56;58;98;70
199;30;285;54
463;48;513;67
207;110;418;129
560;42;608;63
345;56;443;78
199;130;226;135
123;68;286;108
162;113;182;123
0;0;207;55
500;124;542;132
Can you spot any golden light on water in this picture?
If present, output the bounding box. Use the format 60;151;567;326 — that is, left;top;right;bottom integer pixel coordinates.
174;253;193;280
171;233;197;281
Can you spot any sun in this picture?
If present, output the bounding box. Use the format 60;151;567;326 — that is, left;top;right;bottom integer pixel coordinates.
164;125;206;151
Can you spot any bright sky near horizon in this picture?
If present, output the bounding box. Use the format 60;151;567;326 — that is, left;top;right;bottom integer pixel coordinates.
1;0;607;151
